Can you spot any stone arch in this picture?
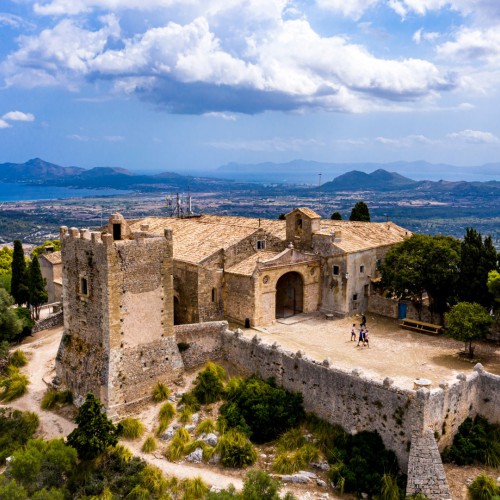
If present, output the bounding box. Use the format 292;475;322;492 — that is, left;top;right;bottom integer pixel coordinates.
275;271;304;319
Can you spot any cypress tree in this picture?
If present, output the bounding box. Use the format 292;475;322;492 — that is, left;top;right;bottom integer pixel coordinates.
331;212;342;220
10;240;29;306
29;257;48;320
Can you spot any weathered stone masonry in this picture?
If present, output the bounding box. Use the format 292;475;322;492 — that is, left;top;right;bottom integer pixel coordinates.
56;216;184;416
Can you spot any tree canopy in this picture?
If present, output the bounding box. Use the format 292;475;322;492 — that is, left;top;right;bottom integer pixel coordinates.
11;240;29;306
31;240;61;258
488;270;500;307
380;234;460;321
66;393;120;460
0;288;23;343
331;212;342;220
0;246;13;292
29;257;48;320
445;302;492;358
458;228;498;308
349;201;370;222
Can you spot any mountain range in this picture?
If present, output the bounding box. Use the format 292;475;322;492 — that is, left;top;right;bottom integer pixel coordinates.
0;158;498;197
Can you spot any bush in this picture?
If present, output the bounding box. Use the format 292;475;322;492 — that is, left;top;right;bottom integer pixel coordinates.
0;477;28;500
273;443;320;474
151;382;170;403
277;427;306;451
442;415;500;467
165;428;191;461
196;418;216;436
141;435;157;453
192;362;226;404
179;391;201;412
219;376;305;443
40;388;73;410
119;417;145;440
0;408;39;464
157;402;176;435
179;406;193;424
0;367;29;402
9;350;27;368
468;474;500;500
216;429;257;468
181;476;209;499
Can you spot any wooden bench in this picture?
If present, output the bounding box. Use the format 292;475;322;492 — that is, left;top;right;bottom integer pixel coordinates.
400;319;443;336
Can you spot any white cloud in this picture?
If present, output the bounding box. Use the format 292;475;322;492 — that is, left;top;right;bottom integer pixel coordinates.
67;134;90;141
2;111;35;122
413;29;439;44
316;0;379;20
0;119;11;129
447;129;499;144
376;134;436;147
203;112;237;120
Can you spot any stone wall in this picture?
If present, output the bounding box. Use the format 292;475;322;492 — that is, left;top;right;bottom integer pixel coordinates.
173;261;200;324
32;311;63;333
368;294;435;323
225;273;255;326
174;321;227;369
221;330;425;468
406;430;451;499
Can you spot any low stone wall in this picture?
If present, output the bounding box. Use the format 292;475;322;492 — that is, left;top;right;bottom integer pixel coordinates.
406;430;451;499
221;330;425;469
174;321;227;369
32;311;64;333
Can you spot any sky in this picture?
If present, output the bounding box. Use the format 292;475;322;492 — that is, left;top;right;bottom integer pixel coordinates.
0;0;500;179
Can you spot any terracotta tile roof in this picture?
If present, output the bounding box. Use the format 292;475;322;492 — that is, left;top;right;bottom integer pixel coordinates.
39;251;62;265
315;221;410;253
226;251;281;276
128;215;285;264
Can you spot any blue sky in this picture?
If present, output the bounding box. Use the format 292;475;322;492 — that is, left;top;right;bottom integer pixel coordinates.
1;0;500;179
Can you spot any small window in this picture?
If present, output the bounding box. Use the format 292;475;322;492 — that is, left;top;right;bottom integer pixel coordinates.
333;265;340;275
211;287;217;303
113;223;122;241
352;293;358;301
360;265;365;273
257;240;266;250
376;259;382;269
80;277;88;296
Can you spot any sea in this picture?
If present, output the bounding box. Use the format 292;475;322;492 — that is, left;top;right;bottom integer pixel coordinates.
0;182;130;202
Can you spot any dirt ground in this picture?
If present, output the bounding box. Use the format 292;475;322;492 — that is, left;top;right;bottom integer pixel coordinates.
248;312;500;390
2;319;499;499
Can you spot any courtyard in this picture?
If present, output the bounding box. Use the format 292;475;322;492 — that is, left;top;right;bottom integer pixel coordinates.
244;312;500;390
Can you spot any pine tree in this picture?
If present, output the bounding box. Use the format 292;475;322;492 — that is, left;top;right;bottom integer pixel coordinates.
66;393;120;460
331;212;342;220
459;228;499;308
349;201;370;222
29;257;48;320
10;240;29;306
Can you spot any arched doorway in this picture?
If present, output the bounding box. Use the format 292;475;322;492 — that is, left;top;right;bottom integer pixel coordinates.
275;272;304;319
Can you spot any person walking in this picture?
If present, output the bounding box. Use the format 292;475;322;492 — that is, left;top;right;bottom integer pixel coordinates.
351;324;357;341
363;328;370;348
357;328;364;347
361;313;367;328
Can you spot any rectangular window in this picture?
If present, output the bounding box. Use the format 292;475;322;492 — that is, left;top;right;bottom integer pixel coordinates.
256;240;266;250
211;287;217;303
352;293;358;301
360;265;365;273
80;277;88;296
333;265;340;275
113;223;122;241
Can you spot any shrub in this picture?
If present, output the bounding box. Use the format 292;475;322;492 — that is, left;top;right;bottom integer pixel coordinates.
151;382;170;403
0;478;28;500
195;418;216;436
179;407;193;424
179;391;201;412
272;444;320;474
0;408;39;464
165;428;191;461
378;473;401;500
277;427;306;451
241;470;282;500
219;376;304;443
0;368;29;402
138;464;170;496
157;402;176;435
468;474;500;500
442;415;500;467
40;388;73;410
141;435;157;453
216;429;257;468
119;417;145;440
192;362;226;404
181;476;209;499
9;350;27;368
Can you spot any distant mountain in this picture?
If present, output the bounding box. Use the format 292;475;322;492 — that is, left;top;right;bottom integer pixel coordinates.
0;158;227;191
0;158;85;182
321;169;421;191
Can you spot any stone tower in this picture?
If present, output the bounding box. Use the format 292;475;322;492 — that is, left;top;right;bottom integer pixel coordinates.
56;213;183;416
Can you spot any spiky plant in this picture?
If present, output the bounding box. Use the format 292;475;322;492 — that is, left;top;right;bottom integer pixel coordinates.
152;382;170;403
119;417;145;440
141;435;157;453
